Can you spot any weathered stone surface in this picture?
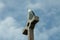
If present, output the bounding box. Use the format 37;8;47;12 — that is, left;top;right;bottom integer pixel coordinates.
22;9;39;40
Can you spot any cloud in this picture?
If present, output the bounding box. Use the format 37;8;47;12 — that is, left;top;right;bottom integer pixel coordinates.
0;0;28;20
28;3;42;9
0;2;6;13
34;26;60;40
28;0;60;11
27;0;60;40
0;0;60;40
1;16;59;40
0;17;27;40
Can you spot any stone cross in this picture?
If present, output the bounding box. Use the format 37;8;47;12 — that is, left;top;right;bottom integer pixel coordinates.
22;9;39;40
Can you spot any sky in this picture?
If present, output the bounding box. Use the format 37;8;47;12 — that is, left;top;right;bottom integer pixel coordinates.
0;0;60;40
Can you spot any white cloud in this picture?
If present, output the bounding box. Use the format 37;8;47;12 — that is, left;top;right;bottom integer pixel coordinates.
27;0;60;11
28;3;42;9
28;0;60;40
0;2;6;13
34;26;60;40
0;17;26;40
0;0;59;40
0;2;5;9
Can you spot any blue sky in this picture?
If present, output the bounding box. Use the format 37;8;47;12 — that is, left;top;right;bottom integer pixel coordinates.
0;0;60;40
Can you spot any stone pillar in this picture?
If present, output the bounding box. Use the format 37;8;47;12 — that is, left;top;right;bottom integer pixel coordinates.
22;9;39;40
28;28;34;40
